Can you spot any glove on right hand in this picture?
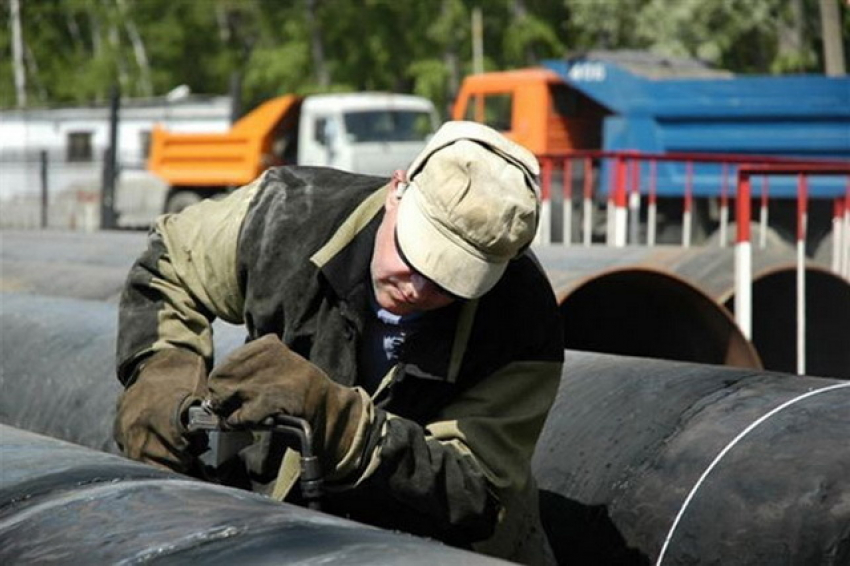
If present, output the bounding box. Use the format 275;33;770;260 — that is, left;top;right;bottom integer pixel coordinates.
114;348;207;474
207;334;367;475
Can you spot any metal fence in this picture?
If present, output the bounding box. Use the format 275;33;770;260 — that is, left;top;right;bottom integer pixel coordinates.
537;150;849;267
0;150;144;231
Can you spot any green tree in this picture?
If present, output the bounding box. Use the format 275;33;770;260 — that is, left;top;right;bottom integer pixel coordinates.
1;0;845;111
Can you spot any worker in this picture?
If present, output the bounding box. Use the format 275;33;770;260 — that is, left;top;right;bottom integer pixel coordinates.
114;121;564;564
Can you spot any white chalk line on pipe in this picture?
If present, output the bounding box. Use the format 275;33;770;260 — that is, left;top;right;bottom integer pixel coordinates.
655;381;850;565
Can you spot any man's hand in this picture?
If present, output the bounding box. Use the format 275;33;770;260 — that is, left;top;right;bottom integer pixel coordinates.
114;349;207;473
206;334;367;474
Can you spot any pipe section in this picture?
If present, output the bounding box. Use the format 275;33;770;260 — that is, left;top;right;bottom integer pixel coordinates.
0;425;502;565
0;293;247;452
533;245;850;378
533;350;850;565
724;264;850;379
532;246;761;369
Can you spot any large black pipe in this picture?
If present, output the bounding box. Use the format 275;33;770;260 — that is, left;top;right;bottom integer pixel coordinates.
533;350;850;565
3;291;848;564
0;424;502;565
0;292;246;452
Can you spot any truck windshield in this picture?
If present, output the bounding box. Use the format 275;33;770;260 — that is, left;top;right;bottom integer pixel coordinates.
343;110;434;143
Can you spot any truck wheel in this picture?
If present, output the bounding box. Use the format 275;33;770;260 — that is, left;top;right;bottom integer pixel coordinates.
165;190;202;214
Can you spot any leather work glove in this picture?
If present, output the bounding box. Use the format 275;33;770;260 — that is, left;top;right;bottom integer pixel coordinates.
206;334;368;476
114;348;208;474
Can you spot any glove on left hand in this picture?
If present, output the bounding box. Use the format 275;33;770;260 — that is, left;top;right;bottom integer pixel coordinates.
207;334;367;474
114;348;208;474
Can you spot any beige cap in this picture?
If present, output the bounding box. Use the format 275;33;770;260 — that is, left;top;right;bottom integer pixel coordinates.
396;121;540;299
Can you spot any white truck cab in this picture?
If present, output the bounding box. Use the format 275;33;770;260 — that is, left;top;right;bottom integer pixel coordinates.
296;93;439;175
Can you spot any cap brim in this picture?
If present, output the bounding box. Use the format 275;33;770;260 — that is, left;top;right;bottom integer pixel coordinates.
396;186;506;299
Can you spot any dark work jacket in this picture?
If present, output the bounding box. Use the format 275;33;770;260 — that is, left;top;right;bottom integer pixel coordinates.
117;166;564;560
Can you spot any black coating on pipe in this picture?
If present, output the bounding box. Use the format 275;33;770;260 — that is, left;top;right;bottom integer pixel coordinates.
0;425;503;565
0;292;247;452
532;350;850;565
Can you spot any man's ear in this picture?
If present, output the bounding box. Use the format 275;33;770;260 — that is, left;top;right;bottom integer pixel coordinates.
391;169;408;198
386;170;408;209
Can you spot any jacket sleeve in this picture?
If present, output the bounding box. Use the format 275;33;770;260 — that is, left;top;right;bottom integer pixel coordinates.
327;358;562;548
116;178;262;384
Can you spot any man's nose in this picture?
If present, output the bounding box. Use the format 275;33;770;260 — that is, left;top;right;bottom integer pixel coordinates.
409;272;431;298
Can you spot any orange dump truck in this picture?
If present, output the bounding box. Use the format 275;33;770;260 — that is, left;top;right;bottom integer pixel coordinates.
119;92;438;221
147;95;302;212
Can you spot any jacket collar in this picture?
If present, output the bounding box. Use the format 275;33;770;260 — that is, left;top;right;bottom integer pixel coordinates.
309;185;386;300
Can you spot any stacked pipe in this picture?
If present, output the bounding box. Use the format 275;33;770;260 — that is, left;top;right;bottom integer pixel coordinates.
2;337;848;564
533;245;850;379
0;292;246;452
2;282;849;563
0;424;503;565
0;230;245;450
533;350;850;565
532;245;762;370
11;229;847;378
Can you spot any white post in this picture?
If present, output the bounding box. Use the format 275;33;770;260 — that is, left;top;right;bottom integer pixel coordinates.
796;231;806;375
648;159;658;247
563;160;572;247
735;173;753;340
612;156;628;247
719;163;730;248
844;195;850;280
613;206;628;247
628;190;640;245
759;176;769;249
735;240;752;340
796;174;807;375
832;206;843;274
582;158;594;247
648;203;657;246
682;161;693;248
759;204;768;249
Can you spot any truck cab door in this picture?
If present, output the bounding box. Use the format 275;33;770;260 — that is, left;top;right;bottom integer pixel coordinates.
299;115;339;168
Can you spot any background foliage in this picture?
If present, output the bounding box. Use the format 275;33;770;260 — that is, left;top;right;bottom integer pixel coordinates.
1;0;847;116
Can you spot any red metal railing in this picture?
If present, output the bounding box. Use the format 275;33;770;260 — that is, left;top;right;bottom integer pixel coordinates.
734;163;850;375
538;150;850;376
538;150;850;253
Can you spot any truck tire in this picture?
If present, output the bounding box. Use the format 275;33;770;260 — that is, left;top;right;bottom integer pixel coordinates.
165;190;202;214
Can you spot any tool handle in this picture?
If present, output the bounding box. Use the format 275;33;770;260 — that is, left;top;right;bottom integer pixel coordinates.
186;403;324;509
